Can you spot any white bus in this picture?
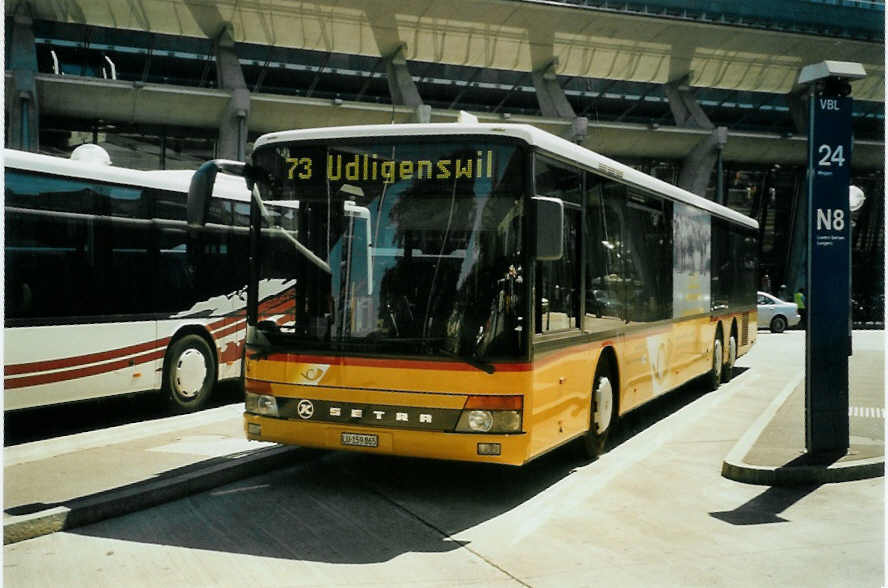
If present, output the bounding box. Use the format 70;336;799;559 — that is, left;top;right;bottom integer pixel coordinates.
4;145;269;412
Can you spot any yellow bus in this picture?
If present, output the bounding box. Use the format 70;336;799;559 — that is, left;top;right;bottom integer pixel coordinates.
188;122;758;465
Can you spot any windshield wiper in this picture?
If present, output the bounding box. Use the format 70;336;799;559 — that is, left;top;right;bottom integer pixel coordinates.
439;348;496;374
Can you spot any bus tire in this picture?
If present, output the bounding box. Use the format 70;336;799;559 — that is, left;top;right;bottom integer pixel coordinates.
722;333;737;383
164;334;217;413
581;358;617;460
706;332;723;391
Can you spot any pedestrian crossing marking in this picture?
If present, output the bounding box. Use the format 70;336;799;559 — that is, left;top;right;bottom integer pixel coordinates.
848;406;885;419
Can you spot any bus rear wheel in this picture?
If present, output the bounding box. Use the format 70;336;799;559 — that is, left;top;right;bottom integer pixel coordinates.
706;334;723;391
581;359;617;460
164;334;216;413
722;334;737;383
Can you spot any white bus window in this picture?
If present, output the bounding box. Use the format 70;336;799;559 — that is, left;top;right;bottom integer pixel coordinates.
6;171;145;218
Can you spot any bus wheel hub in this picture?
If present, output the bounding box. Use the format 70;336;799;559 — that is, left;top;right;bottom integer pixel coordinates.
175;349;207;398
594;376;613;433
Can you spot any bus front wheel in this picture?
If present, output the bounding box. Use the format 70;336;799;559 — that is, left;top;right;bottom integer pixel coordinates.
581;359;617;460
164;334;217;413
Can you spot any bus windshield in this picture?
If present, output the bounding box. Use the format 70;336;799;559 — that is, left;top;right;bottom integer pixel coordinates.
250;138;527;362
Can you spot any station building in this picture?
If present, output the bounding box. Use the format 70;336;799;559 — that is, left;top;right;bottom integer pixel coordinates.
5;0;885;323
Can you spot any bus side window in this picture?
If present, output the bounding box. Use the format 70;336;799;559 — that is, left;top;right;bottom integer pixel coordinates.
5;208;99;321
207;199;233;225
154;189;186;220
535;156;582;334
622;191;672;323
584;176;624;331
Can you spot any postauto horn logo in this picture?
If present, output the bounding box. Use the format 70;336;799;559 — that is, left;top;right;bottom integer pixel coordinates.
298;364;329;385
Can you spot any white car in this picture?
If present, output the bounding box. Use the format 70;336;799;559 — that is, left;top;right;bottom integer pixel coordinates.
757;291;801;333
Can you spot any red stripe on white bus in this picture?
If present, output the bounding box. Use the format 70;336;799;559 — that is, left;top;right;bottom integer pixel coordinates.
5;349;166;389
7;316;247;379
4;337;172;377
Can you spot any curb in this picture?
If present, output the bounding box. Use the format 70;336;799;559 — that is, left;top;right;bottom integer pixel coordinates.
721;372;885;486
4;445;305;545
722;455;885;486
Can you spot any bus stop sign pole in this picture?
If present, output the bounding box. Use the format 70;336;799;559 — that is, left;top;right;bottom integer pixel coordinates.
800;61;866;458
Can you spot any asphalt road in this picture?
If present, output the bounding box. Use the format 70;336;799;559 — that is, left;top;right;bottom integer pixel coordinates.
4;332;885;587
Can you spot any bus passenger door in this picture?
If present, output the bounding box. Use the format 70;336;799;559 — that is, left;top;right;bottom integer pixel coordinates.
532;202;585;457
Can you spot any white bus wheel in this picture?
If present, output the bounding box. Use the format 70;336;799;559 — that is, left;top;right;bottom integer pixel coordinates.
707;335;723;392
581;358;617;460
164;334;216;413
722;334;737;383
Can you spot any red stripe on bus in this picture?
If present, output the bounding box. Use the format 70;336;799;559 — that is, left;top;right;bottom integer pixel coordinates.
208;315;242;331
254;353;532;372
4;338;172;376
260;299;296;316
6;314;245;378
212;320;246;340
4;349;166;389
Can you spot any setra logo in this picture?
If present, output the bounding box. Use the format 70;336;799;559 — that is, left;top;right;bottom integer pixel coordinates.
297;399;315;419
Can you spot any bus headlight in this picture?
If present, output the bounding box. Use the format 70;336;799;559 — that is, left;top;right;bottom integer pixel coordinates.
454;395;523;433
245;392;279;417
467;410;493;432
494;410;522;432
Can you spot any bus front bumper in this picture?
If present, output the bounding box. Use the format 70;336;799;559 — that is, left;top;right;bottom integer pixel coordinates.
244;413;530;466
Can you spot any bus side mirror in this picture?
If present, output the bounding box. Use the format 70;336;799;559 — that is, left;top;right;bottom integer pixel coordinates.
187;159;248;228
344;200;374;296
533;196;564;261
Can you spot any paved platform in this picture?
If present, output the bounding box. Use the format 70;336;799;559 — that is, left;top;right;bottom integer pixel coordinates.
3;405;306;544
723;330;885;485
4;331;884;545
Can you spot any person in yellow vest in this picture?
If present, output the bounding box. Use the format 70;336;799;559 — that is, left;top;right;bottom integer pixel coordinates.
794;288;806;328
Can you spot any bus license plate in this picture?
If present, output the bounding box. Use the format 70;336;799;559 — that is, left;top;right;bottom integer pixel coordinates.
341;432;378;448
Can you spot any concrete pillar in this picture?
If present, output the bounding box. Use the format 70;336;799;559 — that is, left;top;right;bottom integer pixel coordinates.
664;75;714;130
666;75;728;198
678;126;728;197
532;59;574;119
8;5;40;151
414;104;431;124
382;44;431;124
787;87;809;135
214;24;249;161
384;44;422;108
531;59;587;143
365;6;427;124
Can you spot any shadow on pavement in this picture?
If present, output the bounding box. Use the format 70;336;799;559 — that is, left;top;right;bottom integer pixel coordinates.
67;370;732;563
71;449;578;563
709;484;823;525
